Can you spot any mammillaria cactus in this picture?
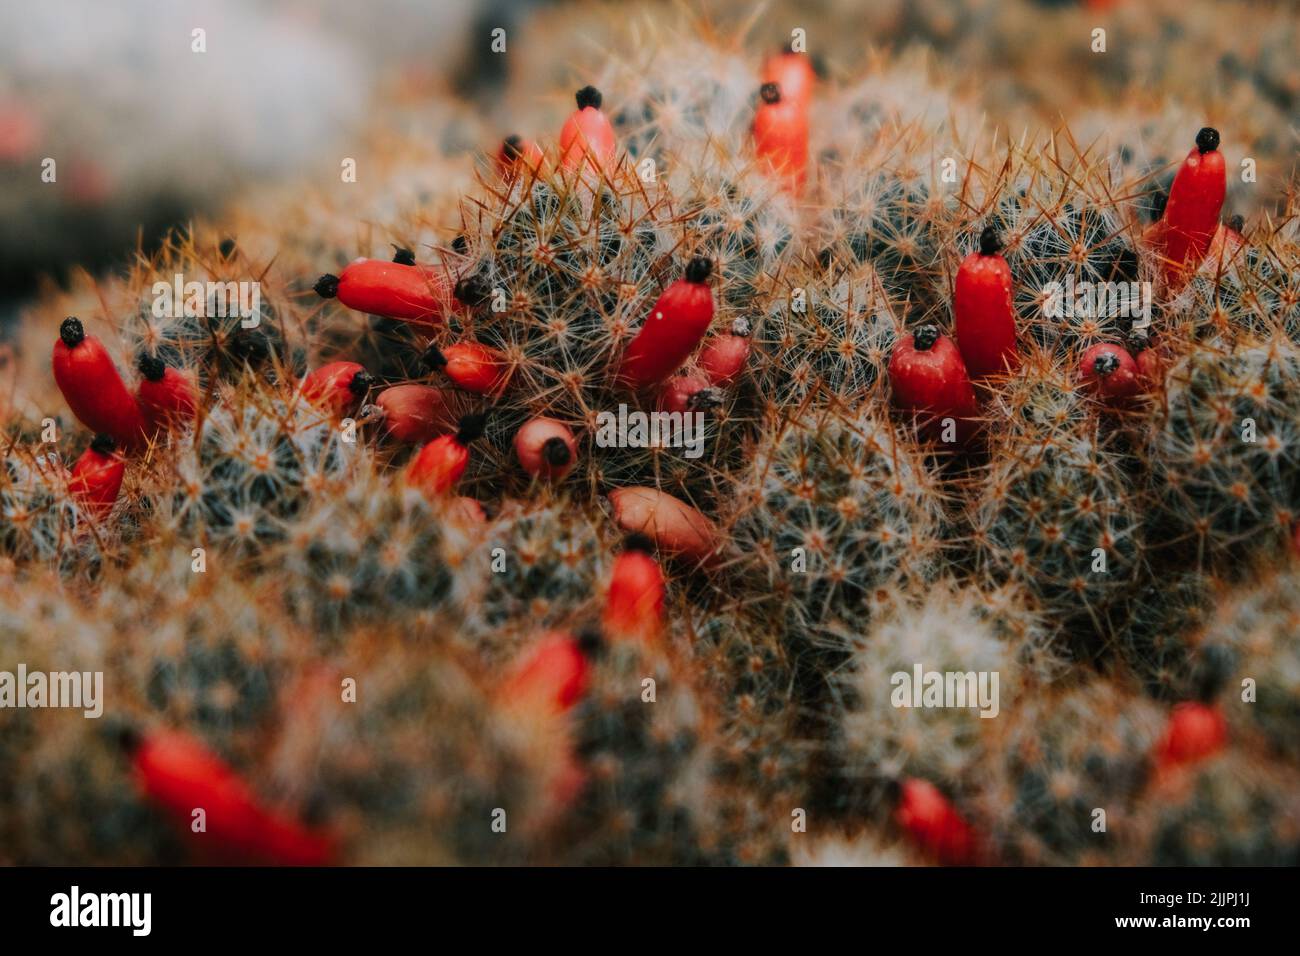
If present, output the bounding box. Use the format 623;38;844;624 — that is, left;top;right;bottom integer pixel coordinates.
2;0;1299;871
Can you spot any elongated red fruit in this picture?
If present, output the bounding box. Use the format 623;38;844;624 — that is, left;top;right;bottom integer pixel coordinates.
602;535;665;646
68;434;125;518
514;416;577;480
372;384;457;444
499;630;600;715
753;83;808;194
608;486;719;565
761;46;816;109
136;353;198;432
894;778;982;866
423;341;511;395
314;255;453;324
657;370;721;415
559;86;616;174
617;258;715;390
52;317;147;450
497;134;546;179
406;412;487;497
698;317;751;386
300;361;374;418
1162;128;1226;285
888;325;979;441
1079;343;1140;402
954;227;1019;380
1154;701;1227;770
121;727;334;865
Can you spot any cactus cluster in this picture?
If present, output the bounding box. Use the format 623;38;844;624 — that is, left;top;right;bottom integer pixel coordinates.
3;0;1300;867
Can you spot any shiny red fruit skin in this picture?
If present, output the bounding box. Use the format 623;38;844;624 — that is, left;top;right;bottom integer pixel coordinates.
301;361;368;418
68;445;125;517
138;367;198;432
374;384;456;444
954;250;1019;379
438;342;511;395
617;280;715;390
1079;344;1141;401
52;333;147;450
888;332;978;440
335;258;452;324
1163;146;1226;284
559;107;616;174
407;434;470;496
698;333;750;387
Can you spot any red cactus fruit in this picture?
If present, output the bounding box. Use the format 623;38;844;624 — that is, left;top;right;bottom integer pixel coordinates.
894;778;981;866
497;134;546;179
602;534;665;647
422;341;511;396
1079;343;1141;402
372;384;457;444
314;256;453;324
68;434;125;518
761;47;816;109
616;258;715;390
607;486;719;565
698;317;752;386
559;86;616;175
1154;701;1228;771
499;630;599;715
514;417;577;480
52;317;147;450
887;324;978;441
1161;127;1226;285
752;82;808;194
954;227;1019;380
300;361;374;418
121;727;334;866
136;353;198;432
406;412;487;497
656;370;722;415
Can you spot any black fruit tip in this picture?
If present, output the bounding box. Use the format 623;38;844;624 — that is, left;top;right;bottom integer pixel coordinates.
1093;351;1121;377
349;370;375;396
731;317;752;337
575;86;602;110
576;626;605;658
1227;214;1244;233
218;237;237;259
759;82;781;105
421;344;448;372
391;246;416;266
685;257;714;283
456;411;489;444
978;225;1003;256
137;352;167;381
59;316;85;348
90;433;116;455
912;325;940;351
542;436;572;466
687;387;723;412
454;273;491;308
624;532;656;554
1195;127;1220;154
501;134;523;160
112;722;142;755
314;274;340;299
